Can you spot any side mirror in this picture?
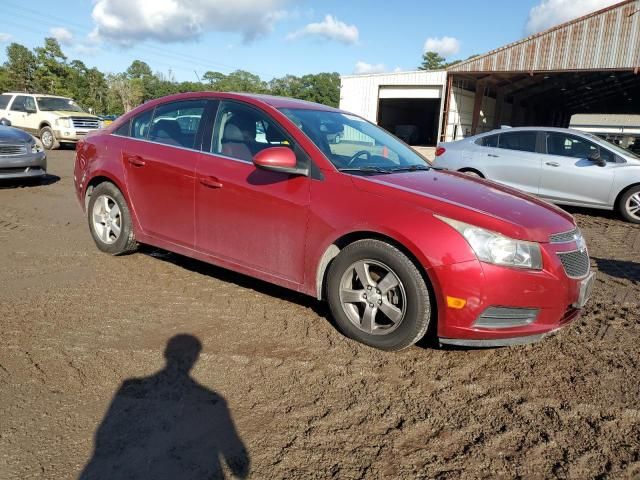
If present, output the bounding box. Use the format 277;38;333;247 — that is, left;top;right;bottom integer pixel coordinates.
588;151;606;167
0;118;11;127
253;147;308;176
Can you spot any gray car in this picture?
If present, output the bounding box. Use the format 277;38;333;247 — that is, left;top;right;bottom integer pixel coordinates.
433;126;640;224
0;119;47;180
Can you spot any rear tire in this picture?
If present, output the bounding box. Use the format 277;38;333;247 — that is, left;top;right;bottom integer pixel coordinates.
40;126;59;150
619;186;640;224
326;239;431;351
87;182;138;255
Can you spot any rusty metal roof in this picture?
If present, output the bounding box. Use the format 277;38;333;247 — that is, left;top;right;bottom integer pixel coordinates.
449;0;640;73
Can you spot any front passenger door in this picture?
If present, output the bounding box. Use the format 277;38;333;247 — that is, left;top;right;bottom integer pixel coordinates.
539;132;616;207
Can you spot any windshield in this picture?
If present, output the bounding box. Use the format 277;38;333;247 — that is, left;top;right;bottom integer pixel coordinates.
36;97;84;112
279;108;429;173
587;133;640;160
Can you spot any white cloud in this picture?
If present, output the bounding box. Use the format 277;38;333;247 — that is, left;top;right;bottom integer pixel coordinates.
423;36;461;57
354;61;386;75
91;0;290;45
50;27;74;45
525;0;620;34
287;15;359;44
0;33;12;43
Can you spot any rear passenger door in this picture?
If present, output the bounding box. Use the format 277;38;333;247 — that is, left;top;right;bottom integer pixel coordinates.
480;130;542;195
120;99;210;248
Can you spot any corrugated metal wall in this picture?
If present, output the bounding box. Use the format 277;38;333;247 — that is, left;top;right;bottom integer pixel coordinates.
450;0;640;72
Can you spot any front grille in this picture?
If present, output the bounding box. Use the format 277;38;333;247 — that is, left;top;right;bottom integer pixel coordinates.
550;228;578;243
71;117;100;129
557;249;590;278
0;144;27;156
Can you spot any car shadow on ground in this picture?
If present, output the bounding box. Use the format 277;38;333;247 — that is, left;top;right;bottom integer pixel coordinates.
141;246;443;350
562;205;623;222
0;174;60;189
79;334;250;480
593;257;640;283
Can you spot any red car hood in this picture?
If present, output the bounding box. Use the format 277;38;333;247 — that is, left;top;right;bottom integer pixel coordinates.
352;169;576;243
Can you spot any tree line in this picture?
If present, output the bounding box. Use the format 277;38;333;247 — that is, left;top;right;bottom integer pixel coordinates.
0;38;341;115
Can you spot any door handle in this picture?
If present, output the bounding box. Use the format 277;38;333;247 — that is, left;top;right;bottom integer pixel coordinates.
126;155;146;167
545;161;560;167
199;176;223;189
488;154;499;158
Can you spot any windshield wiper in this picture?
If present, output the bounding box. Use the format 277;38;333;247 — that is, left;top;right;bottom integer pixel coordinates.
388;164;430;173
338;166;394;175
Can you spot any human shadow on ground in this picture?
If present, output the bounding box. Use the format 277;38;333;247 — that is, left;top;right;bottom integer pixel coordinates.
79;334;250;480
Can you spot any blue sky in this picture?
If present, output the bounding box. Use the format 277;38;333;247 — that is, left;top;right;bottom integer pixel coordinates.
0;0;619;81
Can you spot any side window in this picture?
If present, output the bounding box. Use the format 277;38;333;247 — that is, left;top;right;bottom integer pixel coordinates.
130;109;154;140
546;132;613;162
0;94;12;110
211;101;293;162
24;97;37;111
113;120;130;136
498;131;537;153
477;134;499;147
149;100;207;149
10;96;26;112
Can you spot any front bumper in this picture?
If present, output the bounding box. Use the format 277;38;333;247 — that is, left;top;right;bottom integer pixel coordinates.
431;241;591;345
54;128;98;142
0;151;47;179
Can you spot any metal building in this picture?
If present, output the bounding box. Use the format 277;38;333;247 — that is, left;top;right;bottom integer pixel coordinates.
340;0;640;145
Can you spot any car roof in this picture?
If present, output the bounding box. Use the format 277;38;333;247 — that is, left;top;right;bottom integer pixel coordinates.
2;92;71;99
133;91;344;113
475;126;597;136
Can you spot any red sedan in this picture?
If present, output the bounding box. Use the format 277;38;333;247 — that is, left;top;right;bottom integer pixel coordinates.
74;92;594;351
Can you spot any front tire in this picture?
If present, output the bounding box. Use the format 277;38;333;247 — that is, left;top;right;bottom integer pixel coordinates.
619;186;640;224
87;182;138;255
40;126;59;150
326;239;432;351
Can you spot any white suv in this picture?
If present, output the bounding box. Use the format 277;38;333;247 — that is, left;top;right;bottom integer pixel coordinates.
0;93;101;150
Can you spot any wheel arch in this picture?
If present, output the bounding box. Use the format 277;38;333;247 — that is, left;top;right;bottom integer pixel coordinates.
315;230;436;303
458;167;485;178
614;182;640;209
83;174;128;212
38;121;52;131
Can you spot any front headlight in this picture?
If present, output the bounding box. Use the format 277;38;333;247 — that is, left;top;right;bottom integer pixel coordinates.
56;117;71;128
29;138;43;153
436;215;543;270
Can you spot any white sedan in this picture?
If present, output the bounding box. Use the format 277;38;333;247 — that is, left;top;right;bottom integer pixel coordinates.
432;126;640;223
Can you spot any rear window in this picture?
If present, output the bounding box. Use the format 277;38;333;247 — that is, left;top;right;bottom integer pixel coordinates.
0;94;11;110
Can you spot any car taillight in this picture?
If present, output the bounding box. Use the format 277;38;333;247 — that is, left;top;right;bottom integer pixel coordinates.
435;146;446;157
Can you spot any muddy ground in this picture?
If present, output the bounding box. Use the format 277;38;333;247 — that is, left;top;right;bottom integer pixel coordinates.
0;149;639;479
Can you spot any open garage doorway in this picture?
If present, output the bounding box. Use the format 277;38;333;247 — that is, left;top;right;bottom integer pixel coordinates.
377;98;441;146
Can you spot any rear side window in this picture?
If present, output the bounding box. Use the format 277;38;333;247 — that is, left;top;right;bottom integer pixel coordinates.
476;134;499;147
498;131;537;153
10;95;27;112
0;94;11;110
130;109;154;140
149;100;207;149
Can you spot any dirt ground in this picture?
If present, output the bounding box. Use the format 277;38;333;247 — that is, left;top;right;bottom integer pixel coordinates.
1;149;639;479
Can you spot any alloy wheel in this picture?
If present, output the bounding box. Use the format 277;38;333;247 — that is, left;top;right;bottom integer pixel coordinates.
92;194;121;244
339;259;407;335
626;193;640;221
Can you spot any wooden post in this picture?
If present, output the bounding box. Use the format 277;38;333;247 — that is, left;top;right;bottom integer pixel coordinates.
493;88;504;129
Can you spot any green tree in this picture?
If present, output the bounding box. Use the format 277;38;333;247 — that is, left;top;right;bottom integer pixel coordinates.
419;51;446;70
3;42;38;91
34;38;70;94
